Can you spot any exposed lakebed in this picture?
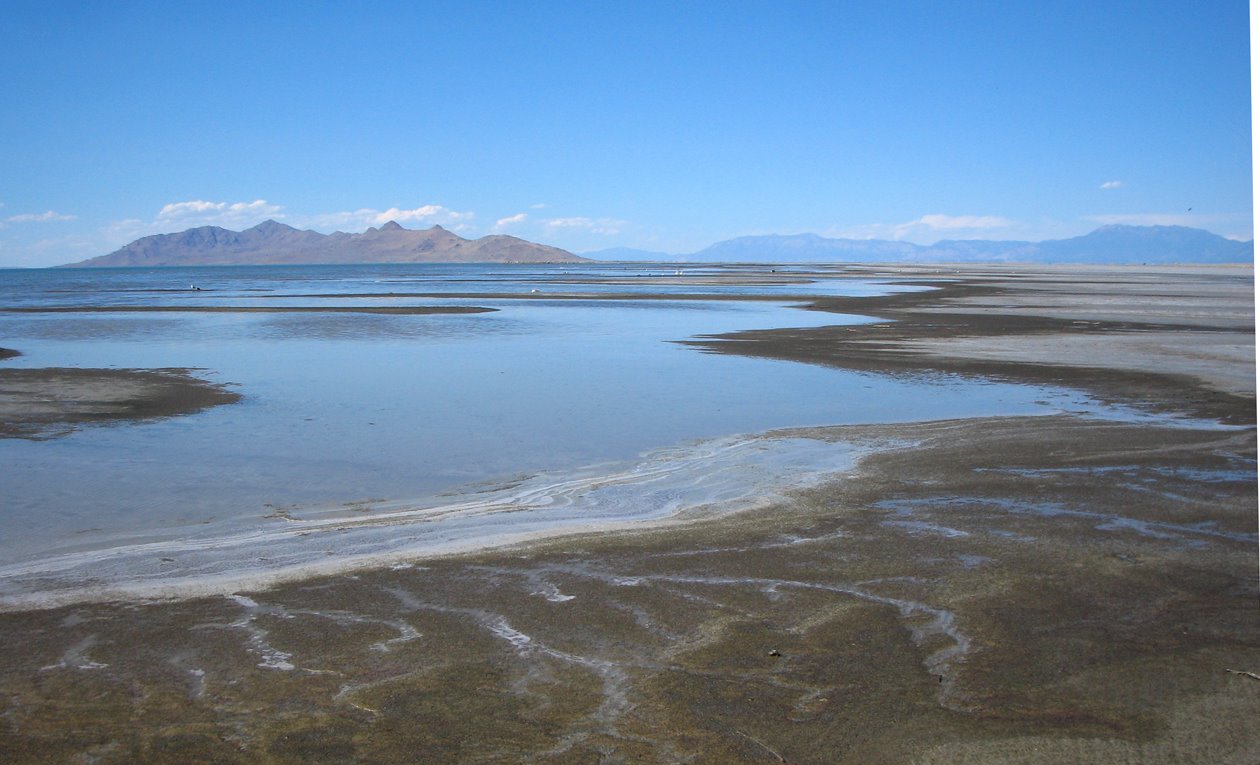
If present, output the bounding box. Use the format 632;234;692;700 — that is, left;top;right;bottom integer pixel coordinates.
0;263;1187;606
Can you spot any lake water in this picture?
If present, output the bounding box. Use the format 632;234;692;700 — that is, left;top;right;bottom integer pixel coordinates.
0;263;1129;606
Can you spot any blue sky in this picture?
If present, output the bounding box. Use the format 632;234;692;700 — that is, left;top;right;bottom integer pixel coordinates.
0;1;1251;266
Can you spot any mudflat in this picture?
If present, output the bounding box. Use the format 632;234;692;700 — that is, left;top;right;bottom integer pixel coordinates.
0;264;1255;764
0;362;241;439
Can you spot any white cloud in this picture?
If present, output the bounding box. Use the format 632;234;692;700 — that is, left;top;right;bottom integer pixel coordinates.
4;210;77;224
156;199;284;228
544;216;626;235
76;200;494;268
106;218;146;235
374;205;473;225
303;208;377;229
839;213;1016;242
529;203;547;209
108;200;480;240
1100;180;1124;190
494;212;528;230
90;201;283;259
304;204;474;232
911;214;1012;232
158;200;224;218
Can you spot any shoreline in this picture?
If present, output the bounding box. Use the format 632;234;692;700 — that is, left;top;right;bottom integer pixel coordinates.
687;264;1254;425
0;366;241;439
0;429;869;612
0;263;1254;763
0;406;1242;615
1;411;1253;763
0;304;496;314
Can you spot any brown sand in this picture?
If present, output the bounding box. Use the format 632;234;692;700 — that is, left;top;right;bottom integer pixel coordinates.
688;264;1254;425
0;367;241;439
0;264;1254;764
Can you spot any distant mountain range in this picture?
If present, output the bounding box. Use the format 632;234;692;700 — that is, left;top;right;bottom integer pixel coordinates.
585;225;1253;265
67;222;1252;268
68;220;584;267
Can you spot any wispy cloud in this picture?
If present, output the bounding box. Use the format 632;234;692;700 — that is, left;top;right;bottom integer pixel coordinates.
4;209;77;224
544;216;626;235
911;214;1012;232
75;199;488;267
375;205;473;225
304;205;474;232
1100;180;1124;190
104;200;478;245
157;199;284;228
0;232;99;265
87;200;285;259
494;212;528;230
840;213;1017;242
107;218;146;233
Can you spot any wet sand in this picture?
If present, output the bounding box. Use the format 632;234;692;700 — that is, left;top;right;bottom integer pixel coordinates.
0;366;241;439
687;264;1254;424
0;264;1255;763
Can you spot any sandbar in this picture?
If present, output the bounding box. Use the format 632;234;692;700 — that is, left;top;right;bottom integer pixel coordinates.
0;365;241;439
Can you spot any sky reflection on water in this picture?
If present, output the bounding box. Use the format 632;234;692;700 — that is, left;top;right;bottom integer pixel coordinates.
0;264;1085;568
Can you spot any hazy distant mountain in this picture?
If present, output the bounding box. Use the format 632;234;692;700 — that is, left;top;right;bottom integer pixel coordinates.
918;239;1042;262
585;225;1252;264
1032;225;1252;264
691;233;921;262
68;220;585;267
72;221;1252;268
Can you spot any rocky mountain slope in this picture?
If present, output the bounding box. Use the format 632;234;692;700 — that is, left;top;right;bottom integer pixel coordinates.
68;220;584;266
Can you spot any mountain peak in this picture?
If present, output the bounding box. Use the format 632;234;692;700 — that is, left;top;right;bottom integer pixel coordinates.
616;224;1250;265
67;219;585;266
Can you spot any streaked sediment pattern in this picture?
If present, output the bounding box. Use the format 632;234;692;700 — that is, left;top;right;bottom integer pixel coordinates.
0;263;1254;763
1;417;1254;763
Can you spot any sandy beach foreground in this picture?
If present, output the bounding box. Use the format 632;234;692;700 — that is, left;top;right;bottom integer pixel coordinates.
0;264;1255;763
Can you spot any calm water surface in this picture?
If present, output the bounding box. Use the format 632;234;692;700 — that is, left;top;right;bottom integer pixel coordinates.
0;264;1109;603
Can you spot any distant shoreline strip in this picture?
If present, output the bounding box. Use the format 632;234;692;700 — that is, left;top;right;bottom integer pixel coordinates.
253;291;799;301
0;305;497;315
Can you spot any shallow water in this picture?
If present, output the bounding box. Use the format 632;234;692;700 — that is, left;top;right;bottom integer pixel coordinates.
0;264;1128;605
